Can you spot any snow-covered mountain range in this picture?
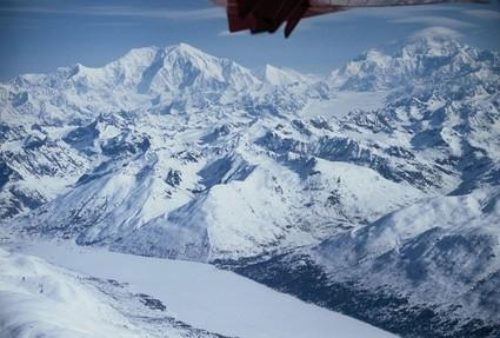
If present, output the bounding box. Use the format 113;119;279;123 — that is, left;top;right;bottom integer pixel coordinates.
1;27;499;337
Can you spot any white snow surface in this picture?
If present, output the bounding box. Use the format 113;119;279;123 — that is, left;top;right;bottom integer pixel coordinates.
2;240;395;338
0;248;146;338
314;187;500;321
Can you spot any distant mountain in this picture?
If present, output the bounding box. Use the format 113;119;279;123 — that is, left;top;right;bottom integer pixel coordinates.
255;64;318;88
1;30;499;337
329;27;500;92
1;43;261;124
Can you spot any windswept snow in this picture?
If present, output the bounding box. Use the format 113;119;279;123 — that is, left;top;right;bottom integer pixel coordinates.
4;240;395;338
0;249;161;338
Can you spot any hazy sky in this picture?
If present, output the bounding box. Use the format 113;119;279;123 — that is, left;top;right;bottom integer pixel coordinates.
0;0;499;80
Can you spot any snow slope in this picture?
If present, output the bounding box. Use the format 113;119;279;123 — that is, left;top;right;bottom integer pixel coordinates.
0;247;226;338
314;188;500;321
3;240;394;338
225;188;500;337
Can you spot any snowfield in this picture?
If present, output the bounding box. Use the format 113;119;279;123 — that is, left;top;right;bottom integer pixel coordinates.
0;241;394;338
0;248;156;338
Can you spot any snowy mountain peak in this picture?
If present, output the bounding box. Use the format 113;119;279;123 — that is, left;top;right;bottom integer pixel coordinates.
166;42;208;57
401;27;467;59
115;42;260;93
104;43;232;87
114;43;222;72
330;27;498;91
1;43;265;124
112;46;161;69
256;64;316;87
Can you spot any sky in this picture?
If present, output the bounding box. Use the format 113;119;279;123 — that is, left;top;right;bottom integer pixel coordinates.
0;0;499;81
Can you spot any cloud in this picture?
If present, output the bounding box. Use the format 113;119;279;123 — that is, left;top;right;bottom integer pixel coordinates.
292;4;471;30
0;4;226;21
410;26;463;40
391;15;476;28
218;30;248;37
463;9;500;20
308;4;465;22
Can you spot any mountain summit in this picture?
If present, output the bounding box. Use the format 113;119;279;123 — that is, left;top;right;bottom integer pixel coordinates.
330;27;499;92
3;43;261;124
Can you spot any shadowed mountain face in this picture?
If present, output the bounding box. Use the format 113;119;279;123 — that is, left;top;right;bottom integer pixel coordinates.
1;28;499;337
